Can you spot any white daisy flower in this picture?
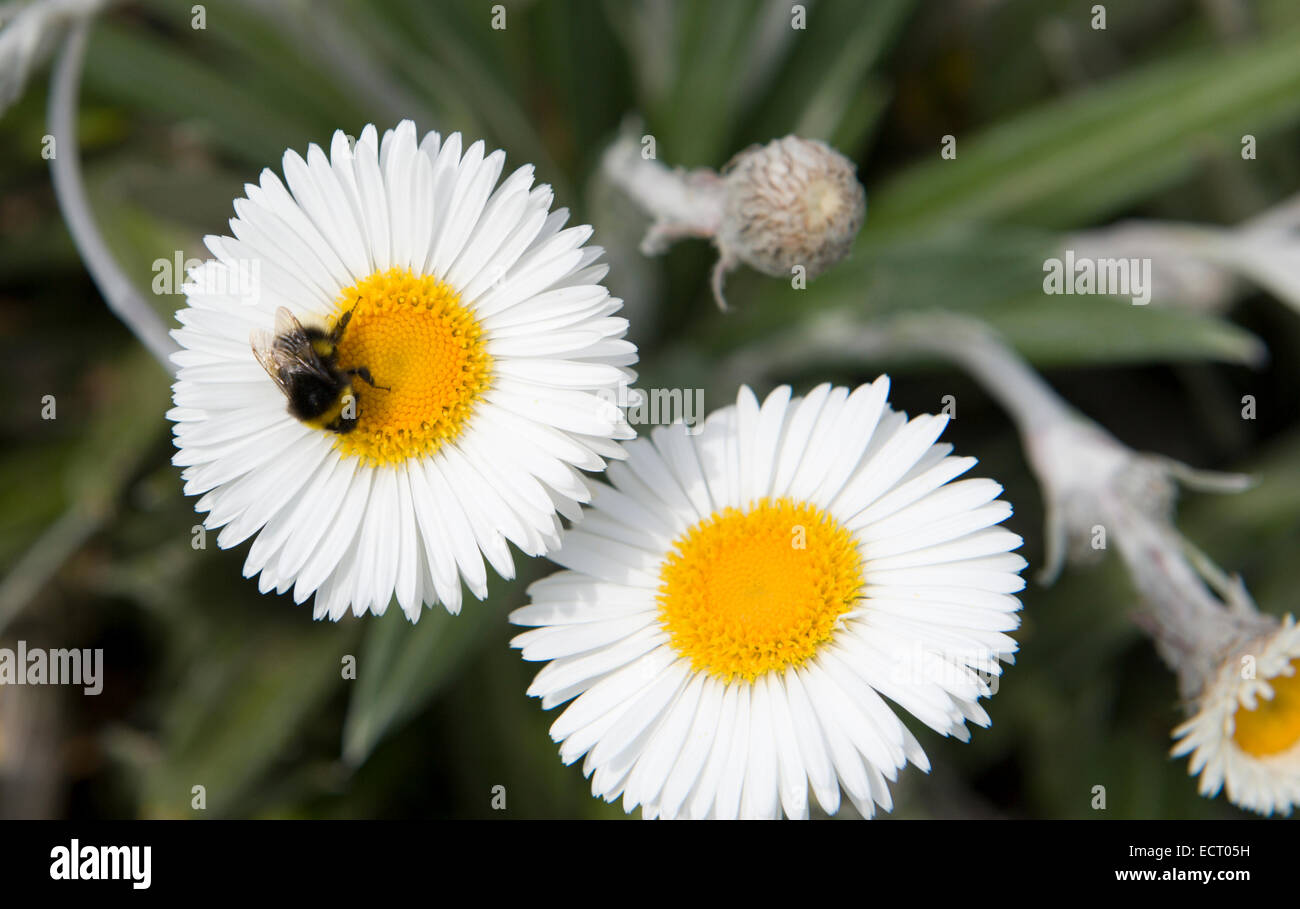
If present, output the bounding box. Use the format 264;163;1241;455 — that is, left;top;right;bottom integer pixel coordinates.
168;120;636;622
1171;616;1300;816
511;379;1025;819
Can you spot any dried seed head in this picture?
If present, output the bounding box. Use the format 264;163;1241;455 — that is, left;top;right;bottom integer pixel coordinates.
717;136;866;284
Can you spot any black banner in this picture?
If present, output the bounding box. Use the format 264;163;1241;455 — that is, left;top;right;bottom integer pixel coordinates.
0;820;1282;896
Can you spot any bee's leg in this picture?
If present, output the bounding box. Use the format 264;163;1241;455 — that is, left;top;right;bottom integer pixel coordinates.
330;307;354;343
348;366;390;391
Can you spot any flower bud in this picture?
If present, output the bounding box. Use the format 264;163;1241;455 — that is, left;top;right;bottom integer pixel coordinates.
717;136;866;285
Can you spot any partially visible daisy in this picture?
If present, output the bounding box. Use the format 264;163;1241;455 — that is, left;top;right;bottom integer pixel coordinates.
169;120;636;621
511;379;1025;819
1172;616;1300;816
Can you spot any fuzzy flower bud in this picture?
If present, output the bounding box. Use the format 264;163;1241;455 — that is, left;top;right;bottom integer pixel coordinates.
602;129;866;309
716;136;866;288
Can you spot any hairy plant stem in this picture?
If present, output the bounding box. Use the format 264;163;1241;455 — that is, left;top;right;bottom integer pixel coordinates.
48;20;177;372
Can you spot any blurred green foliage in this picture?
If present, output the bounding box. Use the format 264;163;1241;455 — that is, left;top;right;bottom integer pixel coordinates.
2;0;1299;819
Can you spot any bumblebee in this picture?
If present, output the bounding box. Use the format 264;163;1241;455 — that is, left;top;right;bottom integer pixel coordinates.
251;305;385;433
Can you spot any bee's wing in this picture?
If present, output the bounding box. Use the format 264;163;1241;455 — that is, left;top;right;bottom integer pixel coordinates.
250;327;295;397
251;308;335;394
272;305;307;342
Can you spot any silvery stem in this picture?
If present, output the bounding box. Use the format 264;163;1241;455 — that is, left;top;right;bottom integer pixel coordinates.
601;131;726;255
47;20;177;372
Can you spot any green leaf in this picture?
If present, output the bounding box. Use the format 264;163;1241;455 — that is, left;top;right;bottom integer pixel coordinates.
750;0;916;151
374;0;567;195
981;294;1266;367
704;225;1264;367
701;228;1056;351
0;349;170;631
866;24;1300;235
341;591;504;767
85;21;326;165
651;0;787;166
136;623;353;818
135;0;376;136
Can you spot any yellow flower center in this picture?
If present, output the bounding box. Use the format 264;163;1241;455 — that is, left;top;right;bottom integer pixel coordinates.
657;497;864;683
1233;660;1300;757
331;267;491;466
